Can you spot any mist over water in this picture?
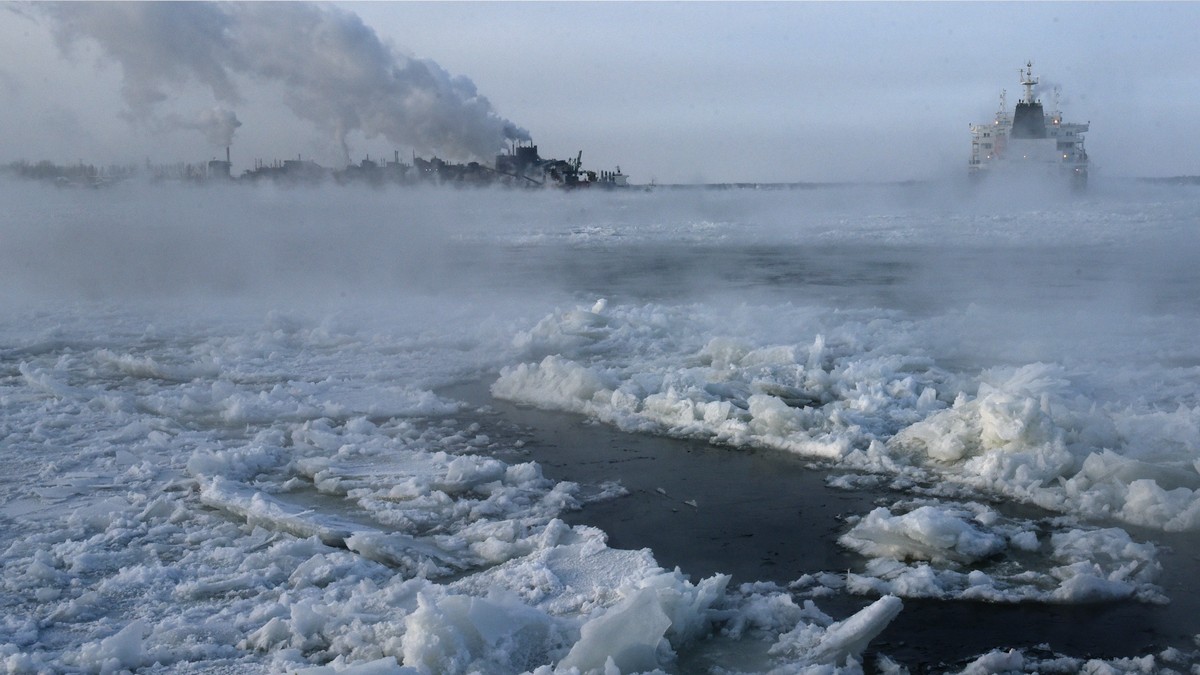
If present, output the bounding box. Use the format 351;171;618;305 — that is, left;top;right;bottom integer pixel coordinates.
7;176;1199;420
4;176;1200;672
6;177;1196;362
7;177;1200;423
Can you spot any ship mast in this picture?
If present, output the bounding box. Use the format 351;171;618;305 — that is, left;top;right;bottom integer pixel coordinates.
1020;61;1038;104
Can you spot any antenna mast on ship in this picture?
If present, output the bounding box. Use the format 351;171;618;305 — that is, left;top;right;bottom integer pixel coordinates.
1020;61;1039;104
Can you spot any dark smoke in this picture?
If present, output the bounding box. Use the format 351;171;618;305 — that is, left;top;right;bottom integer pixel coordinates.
40;2;530;163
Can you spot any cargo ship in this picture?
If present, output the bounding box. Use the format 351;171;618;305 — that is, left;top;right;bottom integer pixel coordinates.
969;62;1089;188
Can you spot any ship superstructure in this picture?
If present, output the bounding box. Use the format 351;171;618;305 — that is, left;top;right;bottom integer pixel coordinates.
495;142;629;189
969;62;1089;187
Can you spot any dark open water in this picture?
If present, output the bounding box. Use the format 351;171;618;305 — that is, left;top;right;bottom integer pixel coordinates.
439;202;1200;669
446;380;1200;671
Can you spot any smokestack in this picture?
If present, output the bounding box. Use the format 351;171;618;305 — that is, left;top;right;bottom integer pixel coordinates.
226;146;230;164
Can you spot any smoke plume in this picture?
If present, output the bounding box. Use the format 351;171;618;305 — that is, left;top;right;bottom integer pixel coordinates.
40;2;530;163
168;107;242;148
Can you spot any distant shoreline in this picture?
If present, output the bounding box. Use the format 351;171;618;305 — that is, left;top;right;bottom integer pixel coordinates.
3;159;1198;190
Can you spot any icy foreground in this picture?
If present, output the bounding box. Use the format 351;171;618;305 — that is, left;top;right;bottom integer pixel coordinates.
3;180;1200;672
0;302;901;674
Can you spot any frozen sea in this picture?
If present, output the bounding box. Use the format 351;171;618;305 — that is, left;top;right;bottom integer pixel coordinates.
3;176;1200;674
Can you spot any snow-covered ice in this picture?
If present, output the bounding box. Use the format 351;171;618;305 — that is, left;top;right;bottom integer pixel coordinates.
3;178;1200;672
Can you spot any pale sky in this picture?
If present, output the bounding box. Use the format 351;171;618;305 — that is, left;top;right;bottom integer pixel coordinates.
2;1;1198;183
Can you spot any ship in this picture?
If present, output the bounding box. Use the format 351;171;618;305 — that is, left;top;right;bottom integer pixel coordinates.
495;143;629;189
969;62;1089;188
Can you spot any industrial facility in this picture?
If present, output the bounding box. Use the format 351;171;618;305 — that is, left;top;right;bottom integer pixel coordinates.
235;141;631;189
4;141;633;190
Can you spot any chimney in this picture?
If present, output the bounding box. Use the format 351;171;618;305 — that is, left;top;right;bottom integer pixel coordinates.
226;146;230;164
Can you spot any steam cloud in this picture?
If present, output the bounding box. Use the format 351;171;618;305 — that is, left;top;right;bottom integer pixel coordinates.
40;2;530;163
168;107;242;149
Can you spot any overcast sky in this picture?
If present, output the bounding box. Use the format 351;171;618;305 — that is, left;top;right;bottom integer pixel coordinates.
2;1;1198;184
